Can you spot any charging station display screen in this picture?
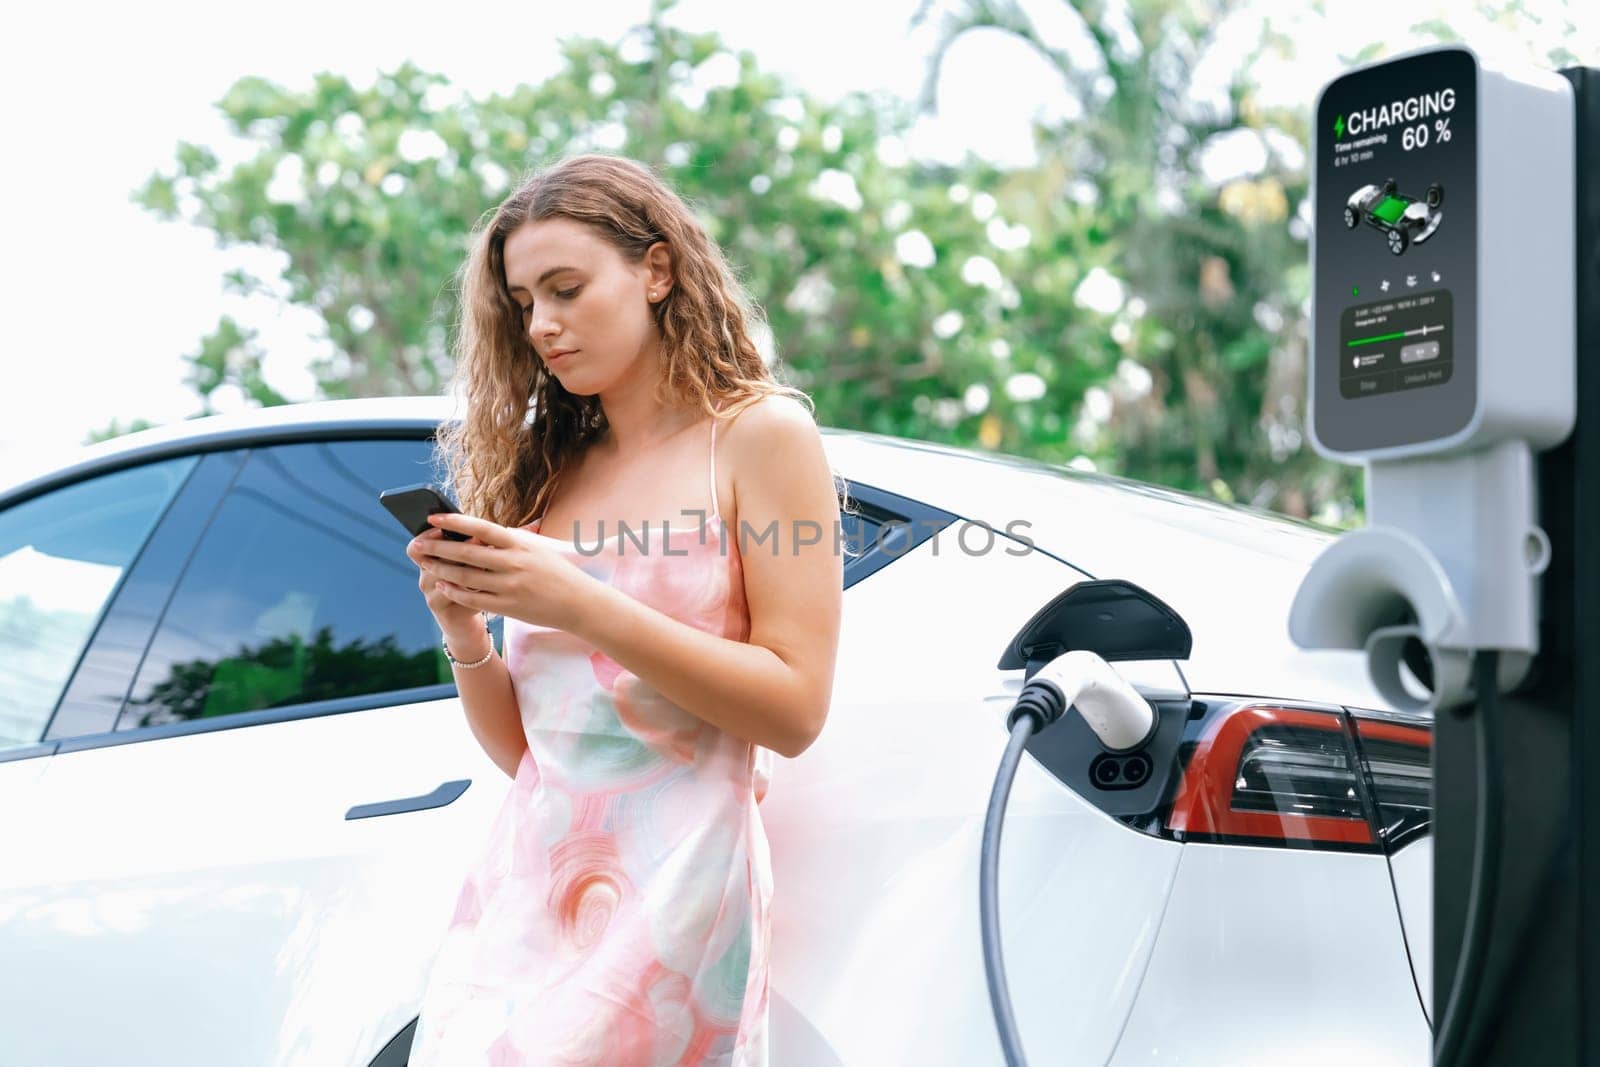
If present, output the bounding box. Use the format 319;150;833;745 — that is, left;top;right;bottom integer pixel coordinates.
1313;48;1477;454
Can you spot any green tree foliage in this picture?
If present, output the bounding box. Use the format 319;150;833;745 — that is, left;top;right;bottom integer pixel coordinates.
133;15;1066;453
916;0;1355;517
132;0;1368;519
86;418;159;445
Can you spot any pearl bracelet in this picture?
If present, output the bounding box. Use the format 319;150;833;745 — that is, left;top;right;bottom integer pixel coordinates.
444;611;496;670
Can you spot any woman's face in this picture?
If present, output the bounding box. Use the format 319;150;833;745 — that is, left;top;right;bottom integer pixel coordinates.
502;216;670;391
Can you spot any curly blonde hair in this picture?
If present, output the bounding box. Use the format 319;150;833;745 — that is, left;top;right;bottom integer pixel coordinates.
434;153;853;541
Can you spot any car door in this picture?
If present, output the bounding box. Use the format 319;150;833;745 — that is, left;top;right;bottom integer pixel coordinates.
2;438;515;1067
0;454;200;955
0;455;200;1051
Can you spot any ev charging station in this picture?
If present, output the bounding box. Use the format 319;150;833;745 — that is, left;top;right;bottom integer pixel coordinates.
980;42;1599;1067
1289;45;1600;1065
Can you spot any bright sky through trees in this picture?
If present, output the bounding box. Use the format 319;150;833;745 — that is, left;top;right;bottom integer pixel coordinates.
1;0;1592;489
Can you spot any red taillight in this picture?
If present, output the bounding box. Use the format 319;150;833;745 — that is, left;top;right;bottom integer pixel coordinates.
1167;705;1377;849
1353;716;1432;847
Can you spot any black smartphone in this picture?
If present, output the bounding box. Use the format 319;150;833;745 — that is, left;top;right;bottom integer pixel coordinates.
379;483;472;541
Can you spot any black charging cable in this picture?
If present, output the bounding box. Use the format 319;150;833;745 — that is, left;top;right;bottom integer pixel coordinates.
1433;649;1503;1067
981;683;1067;1067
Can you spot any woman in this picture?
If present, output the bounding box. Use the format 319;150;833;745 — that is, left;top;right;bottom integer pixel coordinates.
403;153;846;1065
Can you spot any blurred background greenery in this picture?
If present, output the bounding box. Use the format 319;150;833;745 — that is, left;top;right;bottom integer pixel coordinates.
112;0;1584;527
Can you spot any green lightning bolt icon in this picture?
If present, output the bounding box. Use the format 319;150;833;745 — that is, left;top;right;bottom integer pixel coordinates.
1334;114;1346;138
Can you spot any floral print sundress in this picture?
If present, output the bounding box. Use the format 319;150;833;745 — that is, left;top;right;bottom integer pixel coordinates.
410;402;773;1066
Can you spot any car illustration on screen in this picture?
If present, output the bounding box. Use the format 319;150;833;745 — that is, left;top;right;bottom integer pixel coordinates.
1345;179;1445;255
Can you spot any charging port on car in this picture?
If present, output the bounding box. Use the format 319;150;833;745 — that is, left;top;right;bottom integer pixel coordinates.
1089;752;1153;791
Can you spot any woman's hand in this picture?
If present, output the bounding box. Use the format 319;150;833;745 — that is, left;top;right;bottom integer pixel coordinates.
405;527;493;640
409;512;599;632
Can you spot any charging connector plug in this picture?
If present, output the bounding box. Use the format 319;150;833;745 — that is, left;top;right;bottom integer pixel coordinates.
984;649;1160;1065
1010;649;1159;752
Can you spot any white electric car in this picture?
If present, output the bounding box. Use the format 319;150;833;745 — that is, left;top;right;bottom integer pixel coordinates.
0;397;1433;1065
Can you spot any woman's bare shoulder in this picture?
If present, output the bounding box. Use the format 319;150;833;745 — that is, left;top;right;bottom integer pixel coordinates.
720;394;816;445
720;395;822;532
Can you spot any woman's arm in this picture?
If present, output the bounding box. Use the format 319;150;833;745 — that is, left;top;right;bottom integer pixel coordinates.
443;621;527;780
569;397;844;759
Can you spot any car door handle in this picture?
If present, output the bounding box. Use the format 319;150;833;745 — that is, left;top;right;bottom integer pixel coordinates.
345;779;472;821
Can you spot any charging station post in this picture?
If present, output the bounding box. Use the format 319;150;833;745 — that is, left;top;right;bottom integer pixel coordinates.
1288;45;1600;1064
1441;62;1600;1065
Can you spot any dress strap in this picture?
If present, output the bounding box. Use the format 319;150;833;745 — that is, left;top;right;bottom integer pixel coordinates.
709;399;724;524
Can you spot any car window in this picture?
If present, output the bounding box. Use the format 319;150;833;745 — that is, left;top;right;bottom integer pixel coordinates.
119;440;459;730
0;457;197;751
836;485;955;590
841;509;880;560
